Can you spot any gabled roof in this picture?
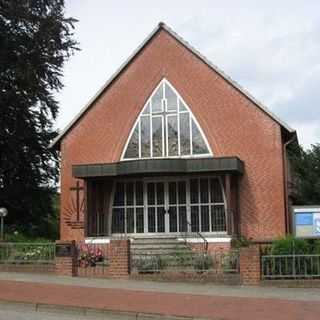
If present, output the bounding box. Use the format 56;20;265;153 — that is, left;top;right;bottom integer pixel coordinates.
51;22;295;149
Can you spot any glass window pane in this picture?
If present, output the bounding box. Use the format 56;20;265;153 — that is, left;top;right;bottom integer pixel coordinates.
148;207;156;232
124;122;139;159
211;179;223;203
167;115;178;156
178;181;186;204
201;206;210;232
147;183;155;205
136;208;144;233
200;179;209;203
211;205;226;231
157;207;165;232
126;182;134;206
191;206;199;232
126;208;134;233
169;206;177;232
191;119;209;154
179;99;187;111
168;182;176;205
112;208;125;233
152;117;163;157
142;102;150;114
135;181;143;205
113;182;125;206
179;206;187;232
156;182;164;205
141;116;151;157
179;113;190;155
190;179;199;204
165;83;177;111
151;85;163;113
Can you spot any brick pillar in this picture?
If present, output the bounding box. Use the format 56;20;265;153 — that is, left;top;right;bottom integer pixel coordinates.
55;240;77;277
240;245;261;285
108;239;130;278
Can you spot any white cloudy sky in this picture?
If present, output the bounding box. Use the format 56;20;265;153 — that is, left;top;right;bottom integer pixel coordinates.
56;0;320;148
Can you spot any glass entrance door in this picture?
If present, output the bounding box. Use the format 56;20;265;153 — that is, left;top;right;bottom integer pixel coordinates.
168;181;188;232
111;177;227;235
145;180;188;233
146;182;166;233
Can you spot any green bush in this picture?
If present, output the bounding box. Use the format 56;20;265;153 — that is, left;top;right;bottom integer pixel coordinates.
4;232;51;243
270;235;310;255
135;256;167;273
231;236;253;249
308;239;320;254
173;250;193;267
193;253;213;271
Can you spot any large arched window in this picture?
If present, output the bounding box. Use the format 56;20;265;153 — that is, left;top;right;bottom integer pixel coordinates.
122;79;212;160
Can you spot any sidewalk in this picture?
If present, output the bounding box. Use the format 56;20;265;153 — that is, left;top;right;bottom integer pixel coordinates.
0;272;319;319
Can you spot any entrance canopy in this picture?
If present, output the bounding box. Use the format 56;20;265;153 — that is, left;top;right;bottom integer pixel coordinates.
73;157;244;178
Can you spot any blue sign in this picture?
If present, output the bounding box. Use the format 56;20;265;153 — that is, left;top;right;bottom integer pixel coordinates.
296;213;313;226
294;208;320;238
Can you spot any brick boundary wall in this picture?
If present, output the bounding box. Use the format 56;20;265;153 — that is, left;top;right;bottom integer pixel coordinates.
107;239;130;278
55;240;77;277
55;239;130;279
239;245;261;285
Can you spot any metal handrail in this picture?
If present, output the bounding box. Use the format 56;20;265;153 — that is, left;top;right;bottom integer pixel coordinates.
183;220;208;253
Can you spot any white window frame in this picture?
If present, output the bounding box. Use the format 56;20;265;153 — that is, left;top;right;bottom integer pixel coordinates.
110;175;227;236
121;78;213;161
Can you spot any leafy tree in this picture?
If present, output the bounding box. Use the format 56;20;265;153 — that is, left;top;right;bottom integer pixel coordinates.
289;143;320;205
0;0;78;238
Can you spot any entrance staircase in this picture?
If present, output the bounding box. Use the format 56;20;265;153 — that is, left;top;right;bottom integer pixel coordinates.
130;236;191;260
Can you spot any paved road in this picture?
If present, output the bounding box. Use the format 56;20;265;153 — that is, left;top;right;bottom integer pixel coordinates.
0;279;320;320
0;272;320;301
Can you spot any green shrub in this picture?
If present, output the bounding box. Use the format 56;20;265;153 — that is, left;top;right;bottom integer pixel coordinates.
4;232;51;243
270;235;310;255
173;250;193;267
193;253;213;271
308;239;320;254
135;256;168;273
231;236;253;249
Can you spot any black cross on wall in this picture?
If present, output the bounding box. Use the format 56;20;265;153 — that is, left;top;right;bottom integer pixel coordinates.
69;181;84;222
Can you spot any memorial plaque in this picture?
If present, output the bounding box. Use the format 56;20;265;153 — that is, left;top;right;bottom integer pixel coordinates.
56;243;73;257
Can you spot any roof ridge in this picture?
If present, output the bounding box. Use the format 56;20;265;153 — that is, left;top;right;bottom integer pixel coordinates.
51;22;295;148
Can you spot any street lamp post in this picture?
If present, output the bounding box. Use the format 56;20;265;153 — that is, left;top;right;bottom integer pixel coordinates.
0;208;8;241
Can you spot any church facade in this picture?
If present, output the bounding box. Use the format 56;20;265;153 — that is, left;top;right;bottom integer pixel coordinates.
52;23;297;249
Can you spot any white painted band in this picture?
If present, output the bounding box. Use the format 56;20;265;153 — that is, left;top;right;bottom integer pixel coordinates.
85;238;110;244
177;237;231;243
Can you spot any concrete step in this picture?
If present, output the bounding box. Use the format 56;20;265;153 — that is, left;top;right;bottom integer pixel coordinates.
131;238;180;245
131;250;193;258
130;236;191;257
131;249;192;256
131;243;187;250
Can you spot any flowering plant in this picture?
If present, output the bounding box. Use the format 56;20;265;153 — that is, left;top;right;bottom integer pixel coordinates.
77;242;104;267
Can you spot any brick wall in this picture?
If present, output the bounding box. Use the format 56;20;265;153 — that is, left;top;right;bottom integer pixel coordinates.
71;240;130;279
59;28;287;242
55;240;77;277
107;240;130;278
240;245;261;285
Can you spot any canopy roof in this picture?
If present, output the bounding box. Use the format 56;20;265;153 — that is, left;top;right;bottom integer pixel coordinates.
72;157;244;178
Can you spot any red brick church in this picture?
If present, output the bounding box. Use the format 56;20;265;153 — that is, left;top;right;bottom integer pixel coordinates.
52;22;297;251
